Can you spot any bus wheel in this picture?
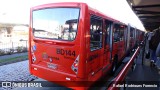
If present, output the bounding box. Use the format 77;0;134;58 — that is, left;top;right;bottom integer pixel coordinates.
110;55;118;75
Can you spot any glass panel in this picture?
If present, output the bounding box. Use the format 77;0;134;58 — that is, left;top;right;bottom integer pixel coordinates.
119;25;125;41
113;24;120;42
105;21;111;45
90;16;103;51
130;28;134;38
33;8;80;41
113;24;125;42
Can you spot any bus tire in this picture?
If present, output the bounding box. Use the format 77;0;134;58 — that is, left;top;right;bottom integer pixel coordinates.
110;55;118;75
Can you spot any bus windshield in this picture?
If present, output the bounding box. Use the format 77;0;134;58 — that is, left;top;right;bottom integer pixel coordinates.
32;8;80;41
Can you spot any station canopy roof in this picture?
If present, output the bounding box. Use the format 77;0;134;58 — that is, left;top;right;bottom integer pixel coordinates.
127;0;160;31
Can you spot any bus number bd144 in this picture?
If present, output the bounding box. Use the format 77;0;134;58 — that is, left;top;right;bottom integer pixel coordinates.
56;49;76;57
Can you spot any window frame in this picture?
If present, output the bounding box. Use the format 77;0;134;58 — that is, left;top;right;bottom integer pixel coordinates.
32;7;80;41
90;15;103;51
113;24;120;42
119;25;125;41
105;20;112;45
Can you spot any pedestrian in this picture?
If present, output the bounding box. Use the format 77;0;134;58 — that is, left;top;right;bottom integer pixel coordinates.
145;32;150;59
149;29;160;67
156;42;160;69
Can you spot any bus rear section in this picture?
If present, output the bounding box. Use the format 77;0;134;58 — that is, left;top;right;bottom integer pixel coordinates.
29;3;87;87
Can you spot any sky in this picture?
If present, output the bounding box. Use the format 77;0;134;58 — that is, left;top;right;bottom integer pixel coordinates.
0;0;145;30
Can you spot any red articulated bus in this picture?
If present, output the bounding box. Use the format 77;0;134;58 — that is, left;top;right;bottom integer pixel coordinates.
29;2;144;90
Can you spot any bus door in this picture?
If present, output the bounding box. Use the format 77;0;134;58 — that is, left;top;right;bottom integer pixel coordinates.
133;28;136;47
112;24;120;61
118;25;125;59
136;29;140;44
103;20;112;68
126;24;131;52
124;26;128;52
135;29;137;45
130;28;134;49
88;15;103;79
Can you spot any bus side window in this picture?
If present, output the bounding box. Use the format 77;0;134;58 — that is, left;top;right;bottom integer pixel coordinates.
130;28;134;38
90;16;103;51
105;20;111;45
113;24;120;42
119;25;125;41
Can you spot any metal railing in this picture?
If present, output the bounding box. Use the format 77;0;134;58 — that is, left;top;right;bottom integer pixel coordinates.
0;40;28;55
108;46;140;90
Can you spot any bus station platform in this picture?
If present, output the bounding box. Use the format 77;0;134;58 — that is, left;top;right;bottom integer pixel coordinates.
13;47;160;90
90;48;160;90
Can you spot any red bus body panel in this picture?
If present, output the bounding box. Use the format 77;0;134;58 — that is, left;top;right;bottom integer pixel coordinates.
29;2;88;83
